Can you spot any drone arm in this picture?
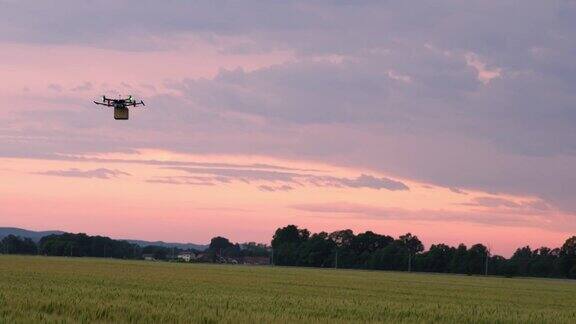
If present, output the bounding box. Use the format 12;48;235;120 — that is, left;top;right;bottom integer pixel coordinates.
94;101;111;106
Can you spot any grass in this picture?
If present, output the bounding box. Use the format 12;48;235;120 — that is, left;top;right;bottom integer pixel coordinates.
1;255;575;323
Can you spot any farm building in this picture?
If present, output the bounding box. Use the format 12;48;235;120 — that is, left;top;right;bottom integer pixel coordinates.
176;252;197;262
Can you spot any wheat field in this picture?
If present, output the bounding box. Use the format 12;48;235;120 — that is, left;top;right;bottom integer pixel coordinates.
0;255;575;323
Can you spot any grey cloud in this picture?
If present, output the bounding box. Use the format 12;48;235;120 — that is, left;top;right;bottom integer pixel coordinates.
178;47;575;157
47;84;63;92
1;1;570;60
36;168;130;179
70;82;93;92
0;1;323;48
338;174;409;191
168;46;576;211
66;155;317;172
469;197;520;208
465;197;552;213
307;174;409;191
168;167;299;183
449;187;467;195
258;185;293;192
167;167;408;191
145;177;214;186
0;148;318;173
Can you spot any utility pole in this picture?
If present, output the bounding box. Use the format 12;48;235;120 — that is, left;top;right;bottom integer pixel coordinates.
270;247;274;266
485;247;490;276
335;250;338;269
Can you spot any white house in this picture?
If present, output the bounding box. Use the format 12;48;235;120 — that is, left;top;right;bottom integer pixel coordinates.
142;254;156;261
177;252;196;262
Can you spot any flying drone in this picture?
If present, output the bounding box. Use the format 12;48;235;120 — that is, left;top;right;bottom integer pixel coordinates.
93;95;145;120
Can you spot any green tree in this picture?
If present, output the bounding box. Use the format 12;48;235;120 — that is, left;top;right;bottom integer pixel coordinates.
271;225;310;266
299;232;335;267
328;229;356;268
419;244;455;273
240;242;269;257
449;244;468;274
560;236;576;278
209;237;234;254
0;235;37;255
467;244;489;275
398;233;424;272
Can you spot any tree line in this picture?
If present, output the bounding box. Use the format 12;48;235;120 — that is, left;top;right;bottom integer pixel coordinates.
2;225;576;279
0;233;268;261
271;225;576;279
0;233;142;258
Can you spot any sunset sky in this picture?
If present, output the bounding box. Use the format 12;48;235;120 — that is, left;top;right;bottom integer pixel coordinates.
1;1;575;256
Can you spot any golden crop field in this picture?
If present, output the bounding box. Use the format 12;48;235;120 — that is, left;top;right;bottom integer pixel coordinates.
1;255;575;323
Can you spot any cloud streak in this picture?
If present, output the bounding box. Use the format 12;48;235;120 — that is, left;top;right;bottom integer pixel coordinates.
163;167;409;191
464;196;552;213
258;185;293;192
36;168;130;179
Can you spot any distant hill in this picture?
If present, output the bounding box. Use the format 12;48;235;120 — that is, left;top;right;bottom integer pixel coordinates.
125;240;207;251
0;227;208;251
0;227;64;241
